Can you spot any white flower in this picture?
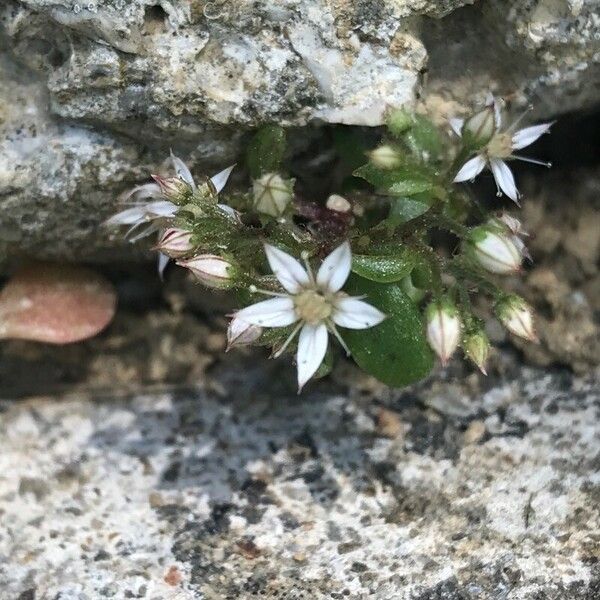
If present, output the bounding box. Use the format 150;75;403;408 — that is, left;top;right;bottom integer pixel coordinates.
177;255;236;289
468;225;522;274
106;153;236;240
233;242;386;391
452;96;552;203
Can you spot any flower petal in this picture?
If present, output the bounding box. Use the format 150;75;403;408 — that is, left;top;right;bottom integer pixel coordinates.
170;150;196;190
105;206;146;226
486;93;502;128
146;200;178;218
449;117;464;136
453;155;486;182
210;164;236;194
157;252;170;280
490;159;519;203
511;123;552;150
235;297;297;327
120;183;162;203
316;241;351;293
332;297;386;329
296;323;328;391
264;244;310;294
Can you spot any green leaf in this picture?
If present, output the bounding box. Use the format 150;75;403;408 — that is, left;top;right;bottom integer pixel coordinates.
352;250;417;283
388;196;431;223
404;114;444;161
246;125;287;178
353;163;435;197
342;275;433;387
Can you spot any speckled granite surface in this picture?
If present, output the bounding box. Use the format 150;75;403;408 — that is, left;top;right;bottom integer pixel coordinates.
1;365;598;599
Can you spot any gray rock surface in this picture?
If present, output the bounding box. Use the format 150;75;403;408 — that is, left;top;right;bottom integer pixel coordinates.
1;365;598;598
1;0;599;261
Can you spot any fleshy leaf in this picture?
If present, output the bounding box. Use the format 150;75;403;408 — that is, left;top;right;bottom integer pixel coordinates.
352;250;417;283
246;125;287;179
388;196;431;224
353;163;435;197
342;275;433;387
0;263;117;344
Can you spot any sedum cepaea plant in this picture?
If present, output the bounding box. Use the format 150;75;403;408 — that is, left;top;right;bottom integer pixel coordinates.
107;96;552;391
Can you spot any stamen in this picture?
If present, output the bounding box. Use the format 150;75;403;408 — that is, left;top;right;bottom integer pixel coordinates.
272;322;303;358
248;285;288;298
506;104;533;133
511;155;552;168
328;321;351;356
301;250;316;286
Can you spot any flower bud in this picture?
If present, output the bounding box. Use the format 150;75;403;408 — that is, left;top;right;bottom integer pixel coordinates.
463;330;491;375
253;173;294;218
495;295;538;342
226;316;262;350
386;109;412;137
425;299;461;366
156;228;194;258
467;225;522;274
496;213;528;237
369;144;403;169
462;105;496;148
177;255;236;289
326;194;352;213
151;175;191;202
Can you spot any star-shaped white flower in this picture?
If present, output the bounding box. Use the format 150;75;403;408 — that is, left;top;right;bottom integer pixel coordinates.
451;96;552;203
234;242;386;391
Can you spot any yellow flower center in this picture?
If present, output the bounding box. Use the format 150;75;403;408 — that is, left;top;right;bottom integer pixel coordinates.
486;132;513;159
294;290;332;325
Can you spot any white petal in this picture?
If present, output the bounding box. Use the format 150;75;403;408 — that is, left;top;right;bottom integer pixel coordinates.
486;94;502;128
121;183;162;202
332;297;386;329
235;297;297;327
296;323;328;391
511;123;552;150
157;252;170;280
453;155;486;182
316;241;351;293
264;244;310;294
210;164;236;193
105;206;146;226
449;117;464;136
490;159;519;202
170;150;196;190
146;200;178;218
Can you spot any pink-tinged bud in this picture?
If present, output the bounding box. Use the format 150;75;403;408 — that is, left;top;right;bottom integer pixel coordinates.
463;330;491;375
177;255;236;289
226;317;262;350
369;144;402;169
156;228;194;258
462;105;496;148
253;173;294;217
495;295;538;342
152;175;191;202
468;225;522;274
425;299;461;366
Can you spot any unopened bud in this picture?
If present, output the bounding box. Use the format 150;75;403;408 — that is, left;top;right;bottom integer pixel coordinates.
495;295;538;342
326;194;352;213
468;225;522;274
152;175;191;202
386;109;412;137
177;255;236;289
156;228;194;258
369;144;402;169
462;105;496;148
463;330;491;375
425;299;461;366
226;316;262;350
253;173;294;218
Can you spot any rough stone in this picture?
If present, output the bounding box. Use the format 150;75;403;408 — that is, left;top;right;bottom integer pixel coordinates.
0;366;598;598
0;0;598;261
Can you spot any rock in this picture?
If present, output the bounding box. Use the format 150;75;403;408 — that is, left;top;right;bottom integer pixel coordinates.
0;366;598;597
0;0;599;261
